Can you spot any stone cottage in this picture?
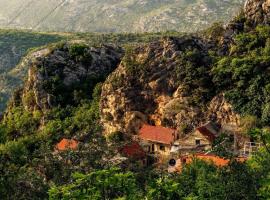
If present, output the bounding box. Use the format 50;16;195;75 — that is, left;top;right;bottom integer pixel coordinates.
177;121;220;152
138;124;179;155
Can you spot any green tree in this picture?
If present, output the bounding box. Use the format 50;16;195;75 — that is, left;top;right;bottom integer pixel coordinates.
248;148;270;199
49;168;142;200
146;176;181;200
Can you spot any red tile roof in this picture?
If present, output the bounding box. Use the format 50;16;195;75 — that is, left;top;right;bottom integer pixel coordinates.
139;124;176;145
56;139;78;151
120;142;146;159
183;153;229;167
195;154;229;167
171;154;248;173
197;126;216;142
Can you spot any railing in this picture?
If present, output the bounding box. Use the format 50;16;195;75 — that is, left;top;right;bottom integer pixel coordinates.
240;142;262;157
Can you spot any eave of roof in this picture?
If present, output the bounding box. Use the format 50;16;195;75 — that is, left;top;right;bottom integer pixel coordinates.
139;124;176;145
197;126;216;142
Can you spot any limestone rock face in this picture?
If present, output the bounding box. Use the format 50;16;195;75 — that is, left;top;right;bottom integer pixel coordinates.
100;37;214;135
244;0;270;26
208;94;241;133
100;35;244;135
12;42;123;111
217;0;270;55
101;1;270;136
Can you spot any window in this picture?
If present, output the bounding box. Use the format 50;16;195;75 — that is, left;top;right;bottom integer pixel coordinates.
152;144;155;152
195;139;201;146
169;159;176;166
160;145;165;151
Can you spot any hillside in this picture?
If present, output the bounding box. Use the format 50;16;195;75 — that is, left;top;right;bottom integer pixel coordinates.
0;30;64;111
0;0;269;199
0;0;244;33
0;30;187;112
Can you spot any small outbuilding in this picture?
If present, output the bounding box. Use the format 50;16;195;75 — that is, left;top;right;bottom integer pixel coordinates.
55;138;79;151
119;142;146;160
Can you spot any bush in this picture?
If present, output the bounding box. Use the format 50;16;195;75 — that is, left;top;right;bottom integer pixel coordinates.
204;22;225;40
4;106;40;139
107;131;125;143
68;43;92;64
212;25;270;125
49;168;142;200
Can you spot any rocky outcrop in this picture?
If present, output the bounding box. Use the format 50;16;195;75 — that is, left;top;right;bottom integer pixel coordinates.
244;0;270;26
208;94;241;133
100;34;244;135
101;58;241;135
100;0;270;136
5;0;265;137
100;37;214;135
216;0;270;55
10;42;123;111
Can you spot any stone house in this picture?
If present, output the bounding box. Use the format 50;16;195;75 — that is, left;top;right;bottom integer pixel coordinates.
53;138;79;164
177;122;219;152
138;124;179;155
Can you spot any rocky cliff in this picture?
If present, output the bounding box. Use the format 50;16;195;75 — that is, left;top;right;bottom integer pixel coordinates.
0;31;62;112
244;0;270;26
5;0;270;137
100;0;270;135
100;36;241;135
8;42;123;112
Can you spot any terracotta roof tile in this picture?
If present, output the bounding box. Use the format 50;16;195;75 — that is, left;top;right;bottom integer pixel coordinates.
196;154;229;167
236;157;248;163
197;123;218;142
56;139;78;151
183;154;229;167
120;142;146;159
139;124;176;145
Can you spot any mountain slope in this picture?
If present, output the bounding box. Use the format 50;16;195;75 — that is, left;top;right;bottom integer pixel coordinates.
0;30;64;111
0;0;244;33
0;30;187;113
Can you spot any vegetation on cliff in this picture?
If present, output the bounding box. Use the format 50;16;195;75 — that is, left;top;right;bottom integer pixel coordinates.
0;30;63;111
0;43;123;199
0;30;185;113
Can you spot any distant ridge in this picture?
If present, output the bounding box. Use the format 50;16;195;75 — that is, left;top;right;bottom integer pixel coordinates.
0;0;245;33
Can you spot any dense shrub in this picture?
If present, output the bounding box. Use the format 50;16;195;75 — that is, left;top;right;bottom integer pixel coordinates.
49;168;142;200
212;26;270;125
68;43;93;64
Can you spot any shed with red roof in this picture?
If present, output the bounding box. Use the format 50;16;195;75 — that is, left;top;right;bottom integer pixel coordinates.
169;153;248;173
56;139;79;151
119;142;146;160
186;154;230;167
